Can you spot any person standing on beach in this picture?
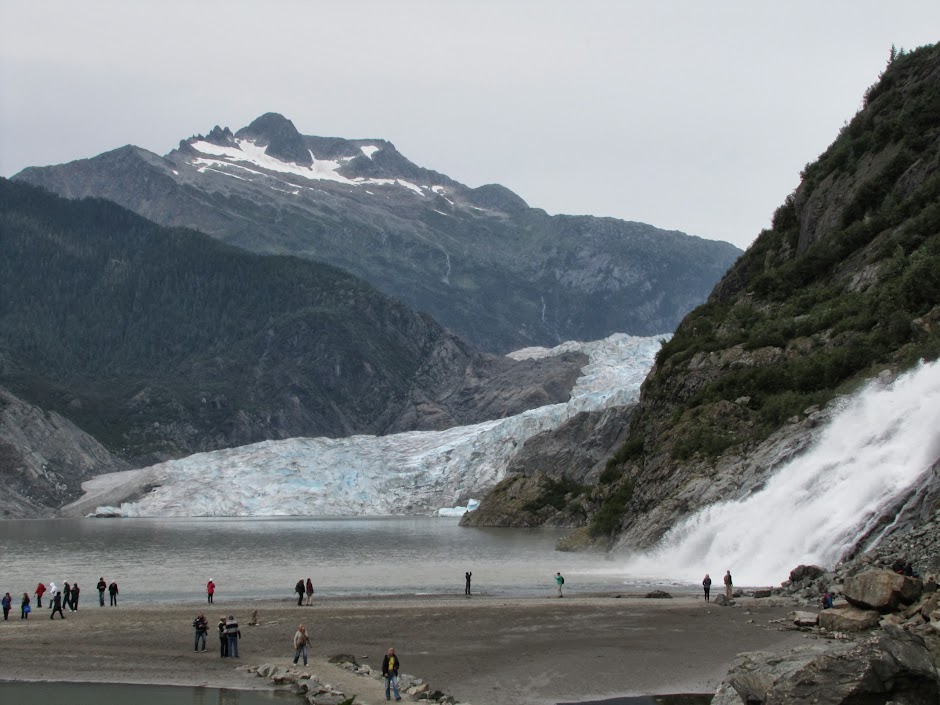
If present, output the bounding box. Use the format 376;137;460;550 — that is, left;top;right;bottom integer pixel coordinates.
305;578;314;606
34;582;45;608
21;593;30;619
109;580;119;606
50;590;65;619
295;579;305;606
48;581;57;609
206;578;216;604
2;592;11;620
382;647;401;701
465;571;472;596
218;616;229;657
702;574;712;602
225;614;241;658
193;612;209;652
293;623;311;666
62;582;72;612
71;583;80;611
555;572;565;598
724;570;733;599
97;577;107;606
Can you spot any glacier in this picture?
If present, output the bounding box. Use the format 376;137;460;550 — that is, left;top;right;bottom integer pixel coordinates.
84;333;664;518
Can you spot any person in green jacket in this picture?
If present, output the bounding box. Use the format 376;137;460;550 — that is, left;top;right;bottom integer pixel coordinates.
555;572;565;598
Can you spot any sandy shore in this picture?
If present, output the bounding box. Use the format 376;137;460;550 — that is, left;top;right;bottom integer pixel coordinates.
0;593;810;705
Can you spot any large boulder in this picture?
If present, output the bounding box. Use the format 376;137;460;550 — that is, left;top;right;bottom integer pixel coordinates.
818;606;881;632
711;626;940;705
789;564;826;583
843;570;923;612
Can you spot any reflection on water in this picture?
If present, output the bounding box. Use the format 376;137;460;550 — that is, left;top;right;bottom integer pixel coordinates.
0;517;677;602
0;682;299;705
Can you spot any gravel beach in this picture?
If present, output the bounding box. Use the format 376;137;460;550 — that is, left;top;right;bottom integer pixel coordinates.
0;593;809;705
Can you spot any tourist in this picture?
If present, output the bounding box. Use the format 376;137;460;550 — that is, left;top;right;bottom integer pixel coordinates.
295;579;305;606
225;614;241;658
97;577;107;606
109;580;119;606
50;590;65;619
48;581;57;609
555;572;565;598
2;592;11;620
702;574;712;602
305;577;314;606
724;570;733;599
218;616;229;657
465;571;472;596
821;591;834;609
382;646;402;701
21;593;30;620
206;578;216;604
193;612;208;652
34;582;45;608
293;623;311;666
62;582;72;612
71;582;80;611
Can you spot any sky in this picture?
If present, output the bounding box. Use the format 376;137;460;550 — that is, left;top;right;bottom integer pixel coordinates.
1;1;938;250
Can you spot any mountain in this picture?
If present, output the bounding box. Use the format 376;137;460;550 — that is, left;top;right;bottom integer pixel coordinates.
0;179;586;465
466;42;940;555
13;113;741;353
0;386;128;517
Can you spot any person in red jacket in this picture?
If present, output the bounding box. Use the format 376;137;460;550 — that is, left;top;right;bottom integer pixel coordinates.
34;582;46;608
206;579;216;604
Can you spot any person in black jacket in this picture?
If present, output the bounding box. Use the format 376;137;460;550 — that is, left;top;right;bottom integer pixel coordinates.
702;574;712;602
97;577;107;606
295;579;305;606
193;613;208;652
109;581;119;606
218;616;229;657
382;647;401;701
50;590;65;619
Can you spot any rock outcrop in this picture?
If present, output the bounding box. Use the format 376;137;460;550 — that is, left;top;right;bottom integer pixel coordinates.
843;570;923;613
712;626;940;705
0;386;128;517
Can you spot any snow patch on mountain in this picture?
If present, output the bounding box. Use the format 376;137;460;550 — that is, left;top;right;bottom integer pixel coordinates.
189;138;423;196
85;334;663;518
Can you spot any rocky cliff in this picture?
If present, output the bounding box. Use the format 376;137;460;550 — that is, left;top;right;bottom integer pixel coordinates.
468;43;940;555
13;113;741;353
587;42;940;551
0;386;128;517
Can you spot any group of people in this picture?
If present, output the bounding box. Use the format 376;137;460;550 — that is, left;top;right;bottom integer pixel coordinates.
192;612;241;657
294;578;315;606
2;578;119;620
701;570;733;601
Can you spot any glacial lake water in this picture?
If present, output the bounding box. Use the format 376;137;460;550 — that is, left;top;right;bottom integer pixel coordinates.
0;516;690;602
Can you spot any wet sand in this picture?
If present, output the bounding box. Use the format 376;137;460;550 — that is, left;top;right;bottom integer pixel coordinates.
0;593;810;705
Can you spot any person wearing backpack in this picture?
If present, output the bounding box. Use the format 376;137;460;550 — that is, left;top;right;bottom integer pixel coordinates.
555;572;565;598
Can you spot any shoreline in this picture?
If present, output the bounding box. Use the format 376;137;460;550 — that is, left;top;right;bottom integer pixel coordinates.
0;593;811;705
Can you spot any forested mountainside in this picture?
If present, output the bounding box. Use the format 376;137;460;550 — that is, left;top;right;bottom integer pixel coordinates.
0;179;585;467
467;43;940;546
13;113;741;353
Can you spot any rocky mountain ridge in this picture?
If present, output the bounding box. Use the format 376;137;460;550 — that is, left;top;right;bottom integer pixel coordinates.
13;112;741;353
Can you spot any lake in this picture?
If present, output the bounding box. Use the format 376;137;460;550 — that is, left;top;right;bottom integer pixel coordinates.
0;516;690;602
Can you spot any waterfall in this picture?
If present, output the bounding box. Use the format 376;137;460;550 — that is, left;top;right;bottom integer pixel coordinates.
622;359;940;587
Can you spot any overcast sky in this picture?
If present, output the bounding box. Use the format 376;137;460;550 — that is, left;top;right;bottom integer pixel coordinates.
1;1;938;249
